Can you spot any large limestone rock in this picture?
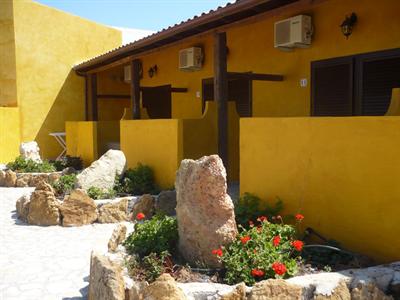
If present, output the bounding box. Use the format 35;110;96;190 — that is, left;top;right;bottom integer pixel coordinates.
175;155;238;267
248;279;303;300
20;141;41;162
88;252;125;300
27;182;60;226
108;224;127;252
16;174;31;187
76;149;126;191
59;189;98;226
126;280;149;300
351;282;393;300
143;273;187;300
155;190;177;216
0;170;5;186
130;194;154;220
314;280;351;300
16;195;31;222
220;283;247;300
3;170;17;187
98;199;128;223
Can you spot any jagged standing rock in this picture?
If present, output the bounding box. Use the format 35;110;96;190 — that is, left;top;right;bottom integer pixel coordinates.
108;224;127;252
27;182;60;226
175;155;238;268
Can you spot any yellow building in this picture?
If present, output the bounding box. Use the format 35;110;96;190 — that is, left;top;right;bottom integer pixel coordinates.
68;0;400;262
0;0;122;162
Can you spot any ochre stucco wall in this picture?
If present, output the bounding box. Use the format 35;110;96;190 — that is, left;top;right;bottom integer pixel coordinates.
240;117;400;262
120;119;183;189
65;121;97;167
98;0;400;120
94;0;400;183
0;108;20;163
0;0;18;107
12;0;121;160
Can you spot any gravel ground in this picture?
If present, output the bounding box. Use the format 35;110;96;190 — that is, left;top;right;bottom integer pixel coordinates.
0;187;129;300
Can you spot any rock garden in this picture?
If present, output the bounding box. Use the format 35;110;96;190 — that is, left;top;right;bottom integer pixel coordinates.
84;155;400;300
4;142;400;299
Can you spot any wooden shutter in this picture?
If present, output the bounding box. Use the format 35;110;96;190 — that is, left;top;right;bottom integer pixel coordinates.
311;57;354;116
142;85;172;119
358;53;400;115
201;78;252;117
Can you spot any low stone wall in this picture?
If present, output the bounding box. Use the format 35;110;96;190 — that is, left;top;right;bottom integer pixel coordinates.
0;170;62;187
91;243;400;300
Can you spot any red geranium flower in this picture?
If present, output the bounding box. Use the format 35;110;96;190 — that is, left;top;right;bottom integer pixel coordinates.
257;216;268;222
136;212;145;221
292;240;304;251
251;269;265;277
211;248;223;257
240;236;251;244
249;220;254;227
272;235;281;247
276;215;282;220
272;262;287;276
295;214;304;221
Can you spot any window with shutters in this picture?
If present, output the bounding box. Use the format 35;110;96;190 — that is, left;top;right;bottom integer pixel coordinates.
311;48;400;116
202;78;252;117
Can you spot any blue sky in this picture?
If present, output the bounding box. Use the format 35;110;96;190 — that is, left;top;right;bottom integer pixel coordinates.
36;0;232;31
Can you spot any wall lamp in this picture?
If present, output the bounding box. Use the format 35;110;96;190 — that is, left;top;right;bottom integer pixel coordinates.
340;13;357;39
148;65;158;78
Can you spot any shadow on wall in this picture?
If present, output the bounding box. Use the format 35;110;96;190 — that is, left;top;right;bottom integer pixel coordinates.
36;70;85;160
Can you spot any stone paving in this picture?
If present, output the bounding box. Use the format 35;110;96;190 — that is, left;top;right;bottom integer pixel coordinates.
0;188;128;300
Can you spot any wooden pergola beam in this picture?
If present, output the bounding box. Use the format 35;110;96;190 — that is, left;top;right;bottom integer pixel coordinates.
130;59;141;119
214;32;229;169
228;72;284;81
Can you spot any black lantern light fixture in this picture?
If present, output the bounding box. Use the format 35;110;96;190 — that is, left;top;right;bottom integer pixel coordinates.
148;65;158;78
340;12;357;39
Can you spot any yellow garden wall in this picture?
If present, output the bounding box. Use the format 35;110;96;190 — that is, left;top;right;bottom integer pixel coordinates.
0;108;20;163
11;0;121;159
120;119;183;189
66;122;97;167
0;0;17;107
240;117;400;262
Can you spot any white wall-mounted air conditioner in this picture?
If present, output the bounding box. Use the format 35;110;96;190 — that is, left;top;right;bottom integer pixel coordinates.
274;15;312;50
124;65;131;82
179;47;203;71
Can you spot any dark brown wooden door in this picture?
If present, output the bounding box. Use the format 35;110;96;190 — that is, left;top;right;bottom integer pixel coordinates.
142;85;172;119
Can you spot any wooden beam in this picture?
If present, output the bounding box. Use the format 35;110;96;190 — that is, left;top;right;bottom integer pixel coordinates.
214;32;229;169
90;73;98;121
228;72;284;81
97;94;131;99
170;87;188;93
130;59;141;119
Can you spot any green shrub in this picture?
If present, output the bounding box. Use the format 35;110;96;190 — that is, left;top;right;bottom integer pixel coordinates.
124;215;178;258
216;219;303;286
235;193;284;228
7;156;56;173
119;163;158;195
126;251;171;283
53;156;83;171
52;174;77;195
87;186;116;200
